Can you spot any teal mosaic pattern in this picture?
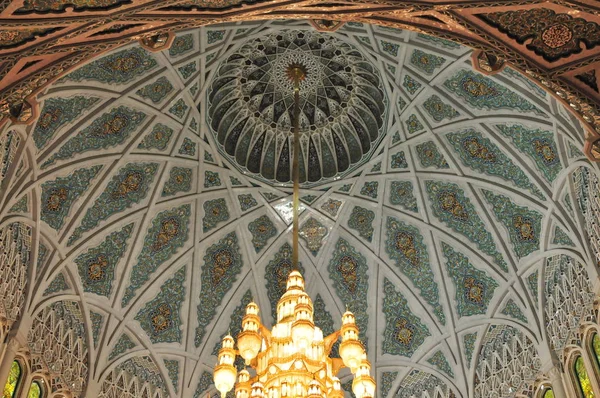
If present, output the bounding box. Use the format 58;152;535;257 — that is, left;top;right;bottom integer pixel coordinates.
43;272;69;296
43;106;146;166
496;124;562;183
416;141;449;169
229;176;241;186
162;167;193;197
568;142;585;158
321;198;343;218
390;151;408;169
553;226;574;246
328;238;369;342
137;123;174;151
8;196;28;213
527;271;539;304
193;372;213;398
178;62;197;80
90;311;103;348
135;266;186;344
422;95;460;122
403;75;422;95
380;40;399;57
238;194;258;211
122;204;191;306
136;77;174;104
261;192;279;201
342;380;355;398
425;181;508;271
41;165;102;230
501;299;528;323
203;198;230;232
313;294;339;357
442;243;498;317
265;243;305;321
313;294;334;336
168;98;189;119
75;224;133;298
385;217;445;324
169;34;194;57
33;96;99;149
204;170;222;188
190;82;199;97
108;333;136;361
360;181;379;199
116;356;166;391
301;194;318;204
382;278;430;356
463;332;477;365
380;372;398;398
405;114;424;135
427;350;454;378
69;163;158;244
389;181;418;213
211;290;253;358
410;49;446;75
248;215;277;252
164;359;180;393
195;232;243;346
446;129;544;198
444;70;542;115
417;33;461;48
348;206;375;242
338;184;353;193
208;30;225;44
65;47;157;84
179;137;196;156
299;217;328;255
483;190;542;259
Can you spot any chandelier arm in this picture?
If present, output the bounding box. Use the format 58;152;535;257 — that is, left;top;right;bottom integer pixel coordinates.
331;358;345;376
323;330;341;355
258;323;272;345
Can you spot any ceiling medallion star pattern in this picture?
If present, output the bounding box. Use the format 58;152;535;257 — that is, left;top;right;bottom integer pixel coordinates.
207;29;387;187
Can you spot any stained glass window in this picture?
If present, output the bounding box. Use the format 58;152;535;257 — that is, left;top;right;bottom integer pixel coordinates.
543;388;554;398
3;360;21;398
575;356;595;397
27;381;42;398
592;334;600;366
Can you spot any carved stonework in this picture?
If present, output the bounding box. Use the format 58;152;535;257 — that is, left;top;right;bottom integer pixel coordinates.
139;32;173;52
472;50;505;75
576;69;599;93
478;8;600;62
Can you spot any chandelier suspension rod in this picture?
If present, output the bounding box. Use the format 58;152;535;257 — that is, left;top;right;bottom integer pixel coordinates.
291;67;302;269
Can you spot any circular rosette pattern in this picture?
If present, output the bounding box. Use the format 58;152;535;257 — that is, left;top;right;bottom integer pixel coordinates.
207;29;387;186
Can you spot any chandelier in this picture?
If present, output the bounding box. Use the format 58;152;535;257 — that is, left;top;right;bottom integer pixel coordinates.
213;63;375;398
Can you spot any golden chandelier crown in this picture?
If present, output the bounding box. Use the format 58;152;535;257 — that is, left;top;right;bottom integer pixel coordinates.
213;271;375;398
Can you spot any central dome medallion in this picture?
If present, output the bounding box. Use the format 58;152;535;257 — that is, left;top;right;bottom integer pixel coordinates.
207;30;387;186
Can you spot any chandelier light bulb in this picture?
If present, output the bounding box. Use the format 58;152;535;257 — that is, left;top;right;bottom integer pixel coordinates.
214;340;237;397
238;302;262;364
339;311;365;372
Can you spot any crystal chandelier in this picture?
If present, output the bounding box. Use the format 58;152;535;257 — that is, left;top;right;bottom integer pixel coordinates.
213;64;375;398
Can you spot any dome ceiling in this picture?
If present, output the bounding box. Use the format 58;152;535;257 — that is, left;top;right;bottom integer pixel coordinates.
208;29;386;186
2;19;598;398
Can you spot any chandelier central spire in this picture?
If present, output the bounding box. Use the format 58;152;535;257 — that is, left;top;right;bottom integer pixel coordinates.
213;62;375;398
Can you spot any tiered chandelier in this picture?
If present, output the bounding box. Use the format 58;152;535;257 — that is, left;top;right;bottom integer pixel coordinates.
213;64;375;398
